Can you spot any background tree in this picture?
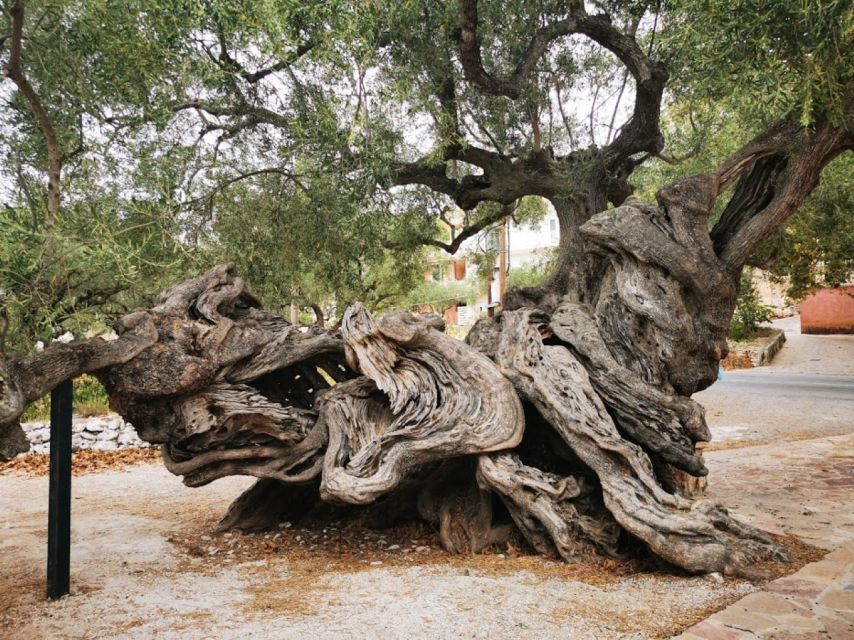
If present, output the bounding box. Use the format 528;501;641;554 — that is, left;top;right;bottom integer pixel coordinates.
0;0;207;351
0;0;432;349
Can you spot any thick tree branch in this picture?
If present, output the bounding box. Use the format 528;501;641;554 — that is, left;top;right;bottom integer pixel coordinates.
456;0;667;163
391;142;506;205
3;0;62;221
393;142;558;211
714;119;851;268
457;0;577;100
408;202;516;255
392;158;464;201
656;106;853;273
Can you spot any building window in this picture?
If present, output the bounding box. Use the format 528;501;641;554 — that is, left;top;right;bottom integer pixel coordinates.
457;303;471;326
453;259;466;281
549;218;558;245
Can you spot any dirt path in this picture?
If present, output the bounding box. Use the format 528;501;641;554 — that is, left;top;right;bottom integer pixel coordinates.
0;461;776;640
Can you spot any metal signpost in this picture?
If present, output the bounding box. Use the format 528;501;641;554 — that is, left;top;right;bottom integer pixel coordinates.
47;379;72;599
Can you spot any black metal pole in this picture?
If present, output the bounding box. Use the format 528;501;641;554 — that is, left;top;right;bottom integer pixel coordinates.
47;379;73;599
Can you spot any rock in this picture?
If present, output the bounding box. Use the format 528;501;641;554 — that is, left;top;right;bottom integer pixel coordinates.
97;429;117;441
84;421;104;433
53;331;74;344
117;430;140;446
29;428;49;445
93;440;118;452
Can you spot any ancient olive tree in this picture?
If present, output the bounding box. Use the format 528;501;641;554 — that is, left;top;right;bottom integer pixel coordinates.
1;0;852;575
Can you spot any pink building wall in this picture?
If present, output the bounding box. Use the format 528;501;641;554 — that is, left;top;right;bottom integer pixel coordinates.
800;286;854;334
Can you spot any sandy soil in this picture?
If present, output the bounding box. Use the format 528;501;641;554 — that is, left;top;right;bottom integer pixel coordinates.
0;462;764;640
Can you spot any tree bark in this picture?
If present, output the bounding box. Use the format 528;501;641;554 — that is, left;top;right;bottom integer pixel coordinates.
318;304;523;505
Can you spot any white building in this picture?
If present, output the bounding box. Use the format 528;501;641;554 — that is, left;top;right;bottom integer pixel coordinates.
423;204;560;328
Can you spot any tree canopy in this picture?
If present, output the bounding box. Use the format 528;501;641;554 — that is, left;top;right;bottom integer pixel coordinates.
0;0;851;350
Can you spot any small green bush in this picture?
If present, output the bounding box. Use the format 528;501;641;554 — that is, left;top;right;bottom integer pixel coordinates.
21;374;110;422
506;264;547;289
729;271;773;341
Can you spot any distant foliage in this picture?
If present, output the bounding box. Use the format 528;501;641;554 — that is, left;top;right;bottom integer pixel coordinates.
0;200;200;354
506;265;546;289
764;154;854;299
729;271;773;341
505;249;556;290
401;278;481;314
663;0;853;127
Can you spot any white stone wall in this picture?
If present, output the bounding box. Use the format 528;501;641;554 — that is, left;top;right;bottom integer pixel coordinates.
21;415;150;454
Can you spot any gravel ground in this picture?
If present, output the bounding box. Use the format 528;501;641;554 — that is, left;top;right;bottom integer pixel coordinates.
1;464;760;640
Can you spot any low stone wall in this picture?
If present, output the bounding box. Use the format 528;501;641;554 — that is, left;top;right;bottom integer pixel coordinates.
722;328;787;370
21;415;150;454
745;328;786;366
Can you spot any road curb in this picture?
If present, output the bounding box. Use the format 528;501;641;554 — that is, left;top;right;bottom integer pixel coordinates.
746;328;786;366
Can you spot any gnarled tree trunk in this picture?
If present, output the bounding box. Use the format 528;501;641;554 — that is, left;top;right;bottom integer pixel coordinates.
0;112;849;576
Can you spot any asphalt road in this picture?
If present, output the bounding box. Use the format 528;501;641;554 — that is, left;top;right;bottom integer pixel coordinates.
714;369;854;403
696;316;854;443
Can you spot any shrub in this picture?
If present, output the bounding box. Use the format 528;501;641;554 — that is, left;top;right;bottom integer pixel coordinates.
21;374;110;422
729;271;773;340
